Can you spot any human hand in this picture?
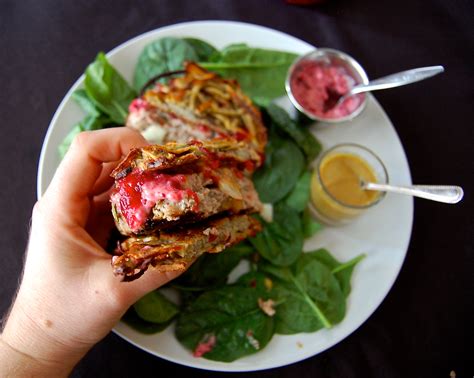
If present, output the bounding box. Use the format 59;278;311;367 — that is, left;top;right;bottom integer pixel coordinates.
0;128;188;376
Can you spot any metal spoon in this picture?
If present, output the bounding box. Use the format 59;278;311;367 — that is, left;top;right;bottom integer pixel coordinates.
330;65;445;109
361;182;464;204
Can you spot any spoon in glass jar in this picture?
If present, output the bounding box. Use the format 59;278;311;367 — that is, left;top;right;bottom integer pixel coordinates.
361;181;464;204
325;65;445;111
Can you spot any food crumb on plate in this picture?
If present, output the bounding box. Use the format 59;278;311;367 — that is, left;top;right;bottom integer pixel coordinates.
258;298;276;316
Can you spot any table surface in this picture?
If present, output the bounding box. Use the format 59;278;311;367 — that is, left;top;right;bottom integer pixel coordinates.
0;1;472;377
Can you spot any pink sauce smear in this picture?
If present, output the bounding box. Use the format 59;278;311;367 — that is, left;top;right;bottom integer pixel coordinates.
193;334;216;358
114;170;199;232
290;60;364;119
129;98;149;113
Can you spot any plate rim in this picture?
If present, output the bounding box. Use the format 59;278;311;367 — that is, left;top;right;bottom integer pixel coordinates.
36;20;413;372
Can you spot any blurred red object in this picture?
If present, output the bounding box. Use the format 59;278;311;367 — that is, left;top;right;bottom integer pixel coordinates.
286;0;326;5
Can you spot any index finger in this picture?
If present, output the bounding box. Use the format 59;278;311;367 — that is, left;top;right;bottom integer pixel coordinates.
44;127;148;226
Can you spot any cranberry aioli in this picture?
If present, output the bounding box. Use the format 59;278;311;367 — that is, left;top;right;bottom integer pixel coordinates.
290;59;364;119
113;170;199;232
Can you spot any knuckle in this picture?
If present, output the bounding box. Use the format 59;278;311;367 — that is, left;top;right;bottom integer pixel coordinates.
32;201;41;216
31;200;45;221
30;199;56;233
71;130;93;149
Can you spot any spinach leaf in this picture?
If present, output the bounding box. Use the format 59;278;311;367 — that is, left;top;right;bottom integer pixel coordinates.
236;271;275;299
172;242;254;291
58;115;111;159
133;290;179;324
200;44;297;106
178;290;202;310
133;37;199;92
253;128;304;203
122;307;171;334
265;103;322;164
250;202;303;266
175;286;275;362
71;89;100;116
309;249;365;297
302;208;323;238
284;171;312;212
259;251;346;335
59;84;117;159
85;52;136;124
183;38;218;61
217;43;248;52
284;172;323;239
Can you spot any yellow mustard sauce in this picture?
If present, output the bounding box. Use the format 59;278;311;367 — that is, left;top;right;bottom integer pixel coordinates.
311;152;380;223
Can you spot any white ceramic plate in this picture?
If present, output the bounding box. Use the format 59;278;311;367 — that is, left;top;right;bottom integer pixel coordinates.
37;20;413;372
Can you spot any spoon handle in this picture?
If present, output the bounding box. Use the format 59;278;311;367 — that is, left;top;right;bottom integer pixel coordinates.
364;183;464;204
350;66;445;95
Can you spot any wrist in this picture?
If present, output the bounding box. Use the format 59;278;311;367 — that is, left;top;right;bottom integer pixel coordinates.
0;335;72;377
1;294;90;376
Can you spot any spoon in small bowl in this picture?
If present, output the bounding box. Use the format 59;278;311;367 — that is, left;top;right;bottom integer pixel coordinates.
326;65;445;111
361;181;464;204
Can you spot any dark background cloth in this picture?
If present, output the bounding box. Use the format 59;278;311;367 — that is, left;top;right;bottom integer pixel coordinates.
0;0;472;377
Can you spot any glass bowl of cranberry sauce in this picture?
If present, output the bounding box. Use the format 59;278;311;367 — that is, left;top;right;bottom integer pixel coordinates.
286;48;369;123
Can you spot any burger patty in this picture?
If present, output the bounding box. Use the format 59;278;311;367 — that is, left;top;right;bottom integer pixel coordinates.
126;62;267;165
127;101;223;143
110;168;262;236
110;140;262;236
112;214;261;281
